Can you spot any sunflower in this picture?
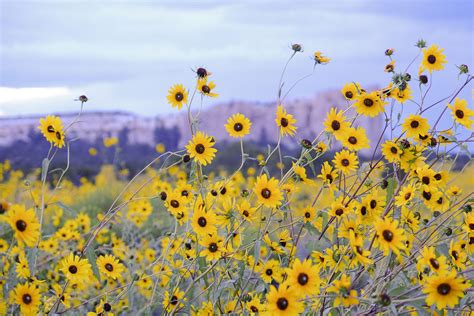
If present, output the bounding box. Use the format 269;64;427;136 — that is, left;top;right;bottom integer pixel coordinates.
165;190;187;217
286;258;320;297
391;85;412;104
59;253;91;284
253;174;283;208
327;274;359;307
329;197;351;218
418;247;448;274
374;218;406;256
422;270;469;310
332;150;359;175
265;284;304;316
340;127;370;151
237;199;257;222
341;82;362;101
166;84;188;110
394;183;416;207
191;205;217;236
197;78;218;97
354;91;386;117
402;114;430;139
225;113;252;138
97;254;125;280
449;240;467;270
318;161;338;187
14;282;42;315
199;233;224;262
261;259;283;283
185;131;217;166
163;289;186;313
313;51;330;64
275;105;297;136
421;44;447;73
39;115;64;145
323;107;350;139
292;162;315;186
447;98;473;129
381;140;403;163
5;204;40;247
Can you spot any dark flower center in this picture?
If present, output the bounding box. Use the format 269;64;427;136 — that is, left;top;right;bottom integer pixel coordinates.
22;294;32;304
434;173;442;181
404;192;411;200
280;117;289;127
251;306;258;312
16;220;27;232
341;158;350;167
390;147;398;154
345;91;353;99
331;120;341;131
175;92;184;102
410;121;419;128
437;283;451;295
56;132;62;140
363;98;374;107
265;268;273;276
427;55;436;64
105;263;114;272
348;136;357;145
298;273;309;285
202;85;211;94
198;216;207;227
422;191;432;200
47;125;55;133
208;242;218;252
197;67;207;78
69;265;78;274
170;200;179;208
455;110;464;119
422;176;430;185
451;250;459;260
277;298;289;310
104;303;112;311
370;200;377;209
304;212;311;218
234;122;243;132
170;295;178;305
360;206;367;216
382;230;394;242
261;188;271;199
430;258;440;269
326;174;333;183
242;210;249;217
335;208;344;216
195;144;205;154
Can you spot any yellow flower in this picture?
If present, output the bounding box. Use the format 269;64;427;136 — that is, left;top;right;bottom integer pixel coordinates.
314;51;330;64
97;254;125;280
285;258;320;297
59;253;91;284
14;282;42;315
103;136;118;147
39;115;65;148
253;174;283;208
374;218;406;256
191;203;217;236
391;84;412;103
5;204;40;248
354;91;386;117
155;143;166;153
323;107;350;139
265;284;304;316
341;82;362;100
447;98;473;129
327;274;359;307
402;114;430;139
167;84;188;110
275;105;297;136
199;233;224;261
185;131;217;166
421;44;447;73
225;113;252;138
88;147;98;156
422;270;469;310
197;78;218;97
332;150;359;175
340;127;370;151
163;289;187;313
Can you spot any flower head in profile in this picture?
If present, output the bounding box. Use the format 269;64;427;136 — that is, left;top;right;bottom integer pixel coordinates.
314;51;330;64
197;78;218;97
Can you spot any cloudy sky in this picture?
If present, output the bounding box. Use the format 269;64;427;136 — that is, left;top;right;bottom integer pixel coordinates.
0;0;472;122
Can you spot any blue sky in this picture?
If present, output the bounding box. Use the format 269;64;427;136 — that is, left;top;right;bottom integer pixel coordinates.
0;0;472;124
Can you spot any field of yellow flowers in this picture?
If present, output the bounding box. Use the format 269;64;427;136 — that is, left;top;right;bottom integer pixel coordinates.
1;41;473;315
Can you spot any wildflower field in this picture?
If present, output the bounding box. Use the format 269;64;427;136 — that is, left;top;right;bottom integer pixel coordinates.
1;41;474;315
